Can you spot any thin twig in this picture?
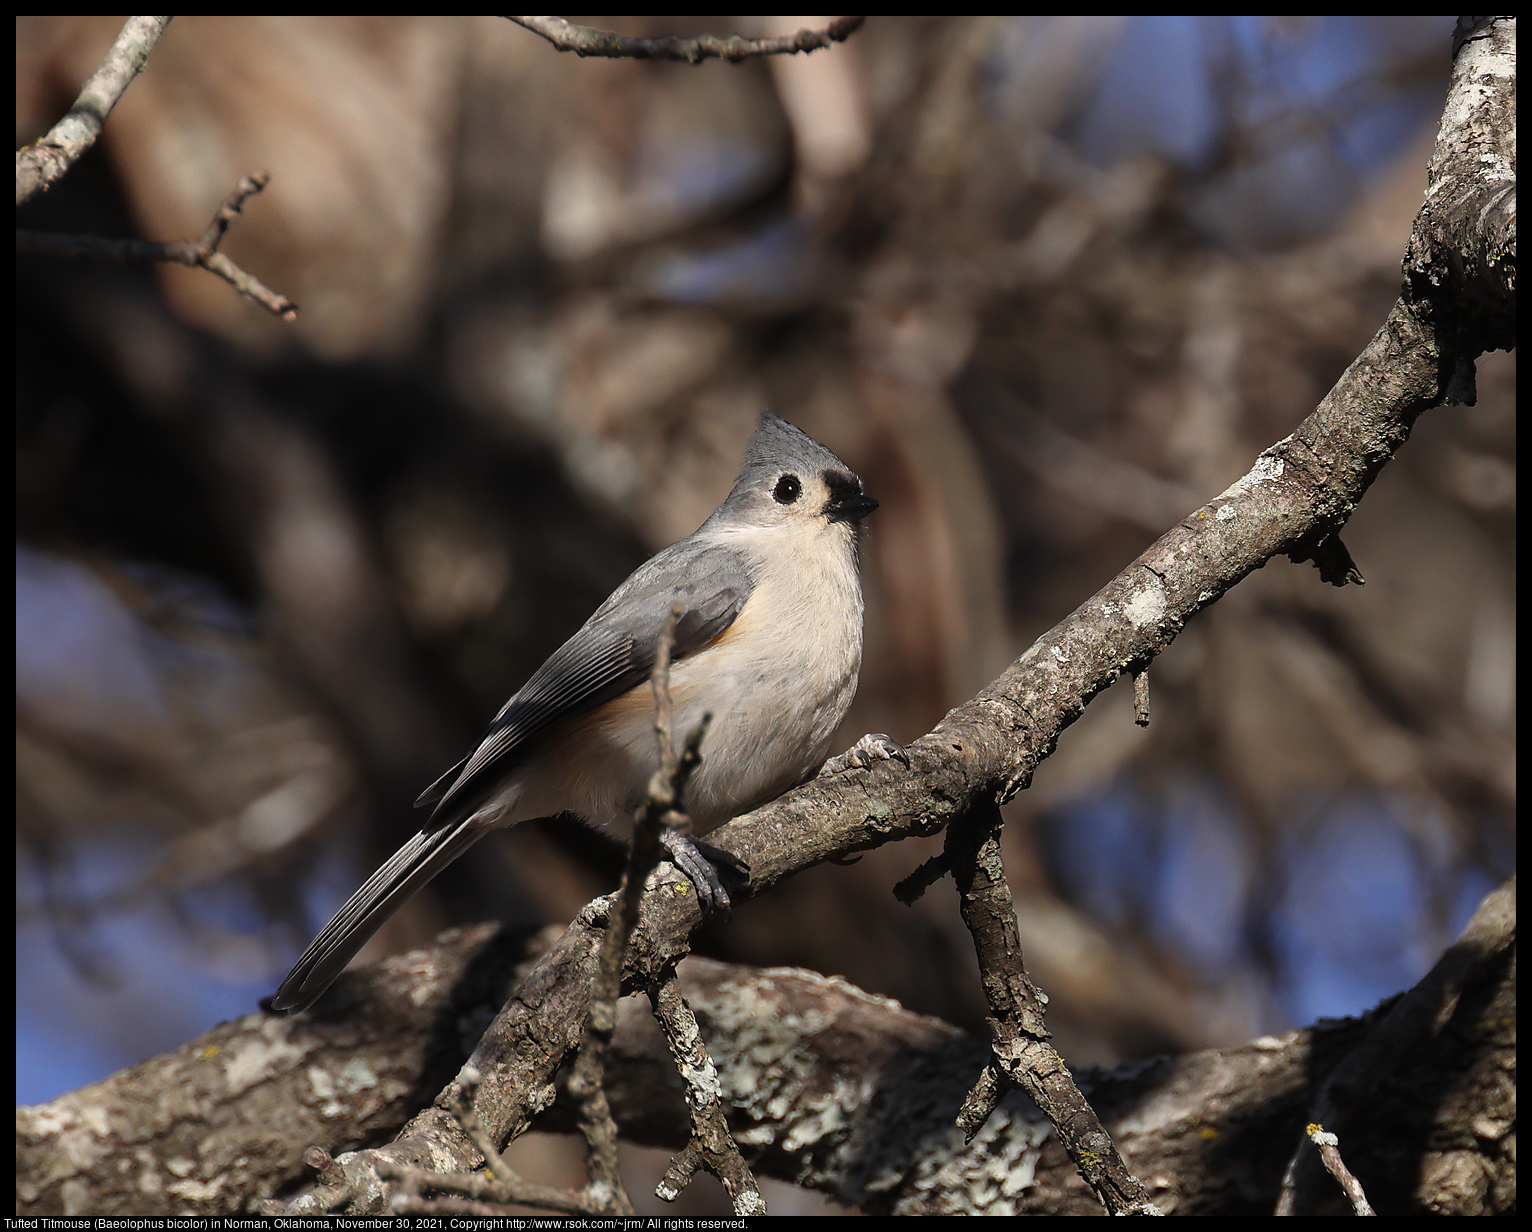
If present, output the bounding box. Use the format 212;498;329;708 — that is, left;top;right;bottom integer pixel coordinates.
893;850;950;905
507;16;865;64
16;15;172;205
566;603;712;1214
19;174;298;319
1302;1125;1375;1216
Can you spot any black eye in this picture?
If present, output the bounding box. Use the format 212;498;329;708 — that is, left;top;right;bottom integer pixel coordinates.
773;474;802;504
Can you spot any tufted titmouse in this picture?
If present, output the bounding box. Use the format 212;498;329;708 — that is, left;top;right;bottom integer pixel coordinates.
273;411;899;1013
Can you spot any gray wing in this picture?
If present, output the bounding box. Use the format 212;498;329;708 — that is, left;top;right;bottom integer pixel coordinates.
415;538;753;825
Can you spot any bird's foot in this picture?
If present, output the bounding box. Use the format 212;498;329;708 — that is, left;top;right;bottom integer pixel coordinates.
660;828;749;917
824;732;909;775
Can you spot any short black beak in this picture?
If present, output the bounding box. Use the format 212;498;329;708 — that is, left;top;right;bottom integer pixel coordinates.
826;491;879;524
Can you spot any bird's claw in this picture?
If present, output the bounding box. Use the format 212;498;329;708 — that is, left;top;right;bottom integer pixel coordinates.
824;732;909;775
660;828;749;917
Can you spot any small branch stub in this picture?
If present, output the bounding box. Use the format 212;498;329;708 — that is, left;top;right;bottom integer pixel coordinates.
1131;666;1151;727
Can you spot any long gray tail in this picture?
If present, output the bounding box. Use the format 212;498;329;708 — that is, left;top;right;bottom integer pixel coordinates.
271;817;484;1013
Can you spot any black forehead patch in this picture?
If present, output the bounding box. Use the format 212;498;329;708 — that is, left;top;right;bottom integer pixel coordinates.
823;469;862;500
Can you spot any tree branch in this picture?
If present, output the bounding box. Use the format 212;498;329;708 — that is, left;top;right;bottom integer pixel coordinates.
20;876;1513;1214
15;15;172;205
507;16;865;64
944;800;1158;1213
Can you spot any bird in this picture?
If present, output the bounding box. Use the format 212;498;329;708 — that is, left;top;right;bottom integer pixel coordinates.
272;411;901;1012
